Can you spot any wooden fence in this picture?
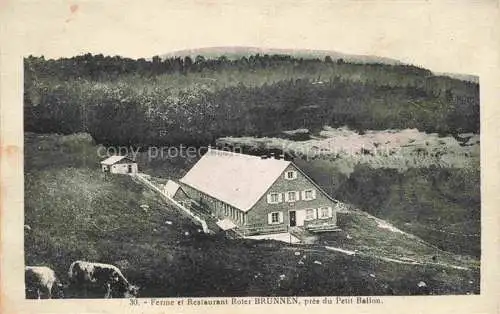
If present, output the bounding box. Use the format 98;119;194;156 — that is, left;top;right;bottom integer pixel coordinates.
235;223;289;236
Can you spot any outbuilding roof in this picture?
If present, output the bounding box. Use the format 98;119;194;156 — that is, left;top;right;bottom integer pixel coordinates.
100;155;135;165
179;149;291;212
163;180;181;198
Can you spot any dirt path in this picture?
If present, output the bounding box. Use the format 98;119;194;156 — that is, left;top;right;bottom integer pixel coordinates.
283;245;471;271
324;245;471;270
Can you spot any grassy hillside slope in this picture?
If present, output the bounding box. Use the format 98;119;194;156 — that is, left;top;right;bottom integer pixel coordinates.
25;133;479;297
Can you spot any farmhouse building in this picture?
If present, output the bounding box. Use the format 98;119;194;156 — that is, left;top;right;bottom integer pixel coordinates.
179;149;339;235
100;156;138;174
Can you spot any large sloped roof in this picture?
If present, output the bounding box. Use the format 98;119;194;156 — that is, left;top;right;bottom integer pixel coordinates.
179;149;291;212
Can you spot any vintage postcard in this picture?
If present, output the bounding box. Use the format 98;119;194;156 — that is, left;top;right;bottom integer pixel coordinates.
1;0;499;313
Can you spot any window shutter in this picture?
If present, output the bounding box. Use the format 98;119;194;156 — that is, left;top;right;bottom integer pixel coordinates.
293;171;298;179
301;191;306;200
267;213;273;224
267;194;272;204
312;189;317;199
313;208;318;220
305;209;312;220
328;207;333;217
284;192;289;202
278;212;284;223
278;193;283;203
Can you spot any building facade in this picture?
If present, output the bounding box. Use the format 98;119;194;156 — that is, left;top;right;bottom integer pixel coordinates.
245;163;337;229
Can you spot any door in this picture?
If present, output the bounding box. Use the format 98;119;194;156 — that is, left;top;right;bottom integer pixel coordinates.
289;210;296;227
127;164;133;173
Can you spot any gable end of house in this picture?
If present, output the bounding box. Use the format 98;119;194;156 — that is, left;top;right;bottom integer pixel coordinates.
246;162;338;213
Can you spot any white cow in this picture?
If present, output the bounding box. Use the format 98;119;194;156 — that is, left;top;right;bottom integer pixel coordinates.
68;261;139;298
25;266;64;299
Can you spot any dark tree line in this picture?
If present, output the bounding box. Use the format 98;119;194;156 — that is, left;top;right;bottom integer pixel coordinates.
25;53;435;81
24;54;480;146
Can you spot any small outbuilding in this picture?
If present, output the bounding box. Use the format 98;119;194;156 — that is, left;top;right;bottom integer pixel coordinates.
100;156;138;174
163;180;191;206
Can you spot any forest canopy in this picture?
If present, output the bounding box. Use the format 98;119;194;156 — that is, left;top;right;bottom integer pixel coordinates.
24;53;480;146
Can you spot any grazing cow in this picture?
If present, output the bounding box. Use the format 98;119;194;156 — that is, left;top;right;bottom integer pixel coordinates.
68;261;139;298
25;266;64;299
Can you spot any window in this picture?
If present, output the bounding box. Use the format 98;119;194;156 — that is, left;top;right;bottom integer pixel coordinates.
305;208;316;220
303;189;315;200
271;193;279;203
305;190;313;199
268;211;283;224
285;170;297;180
271;212;280;223
319;207;331;219
286;191;297;202
267;192;282;204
